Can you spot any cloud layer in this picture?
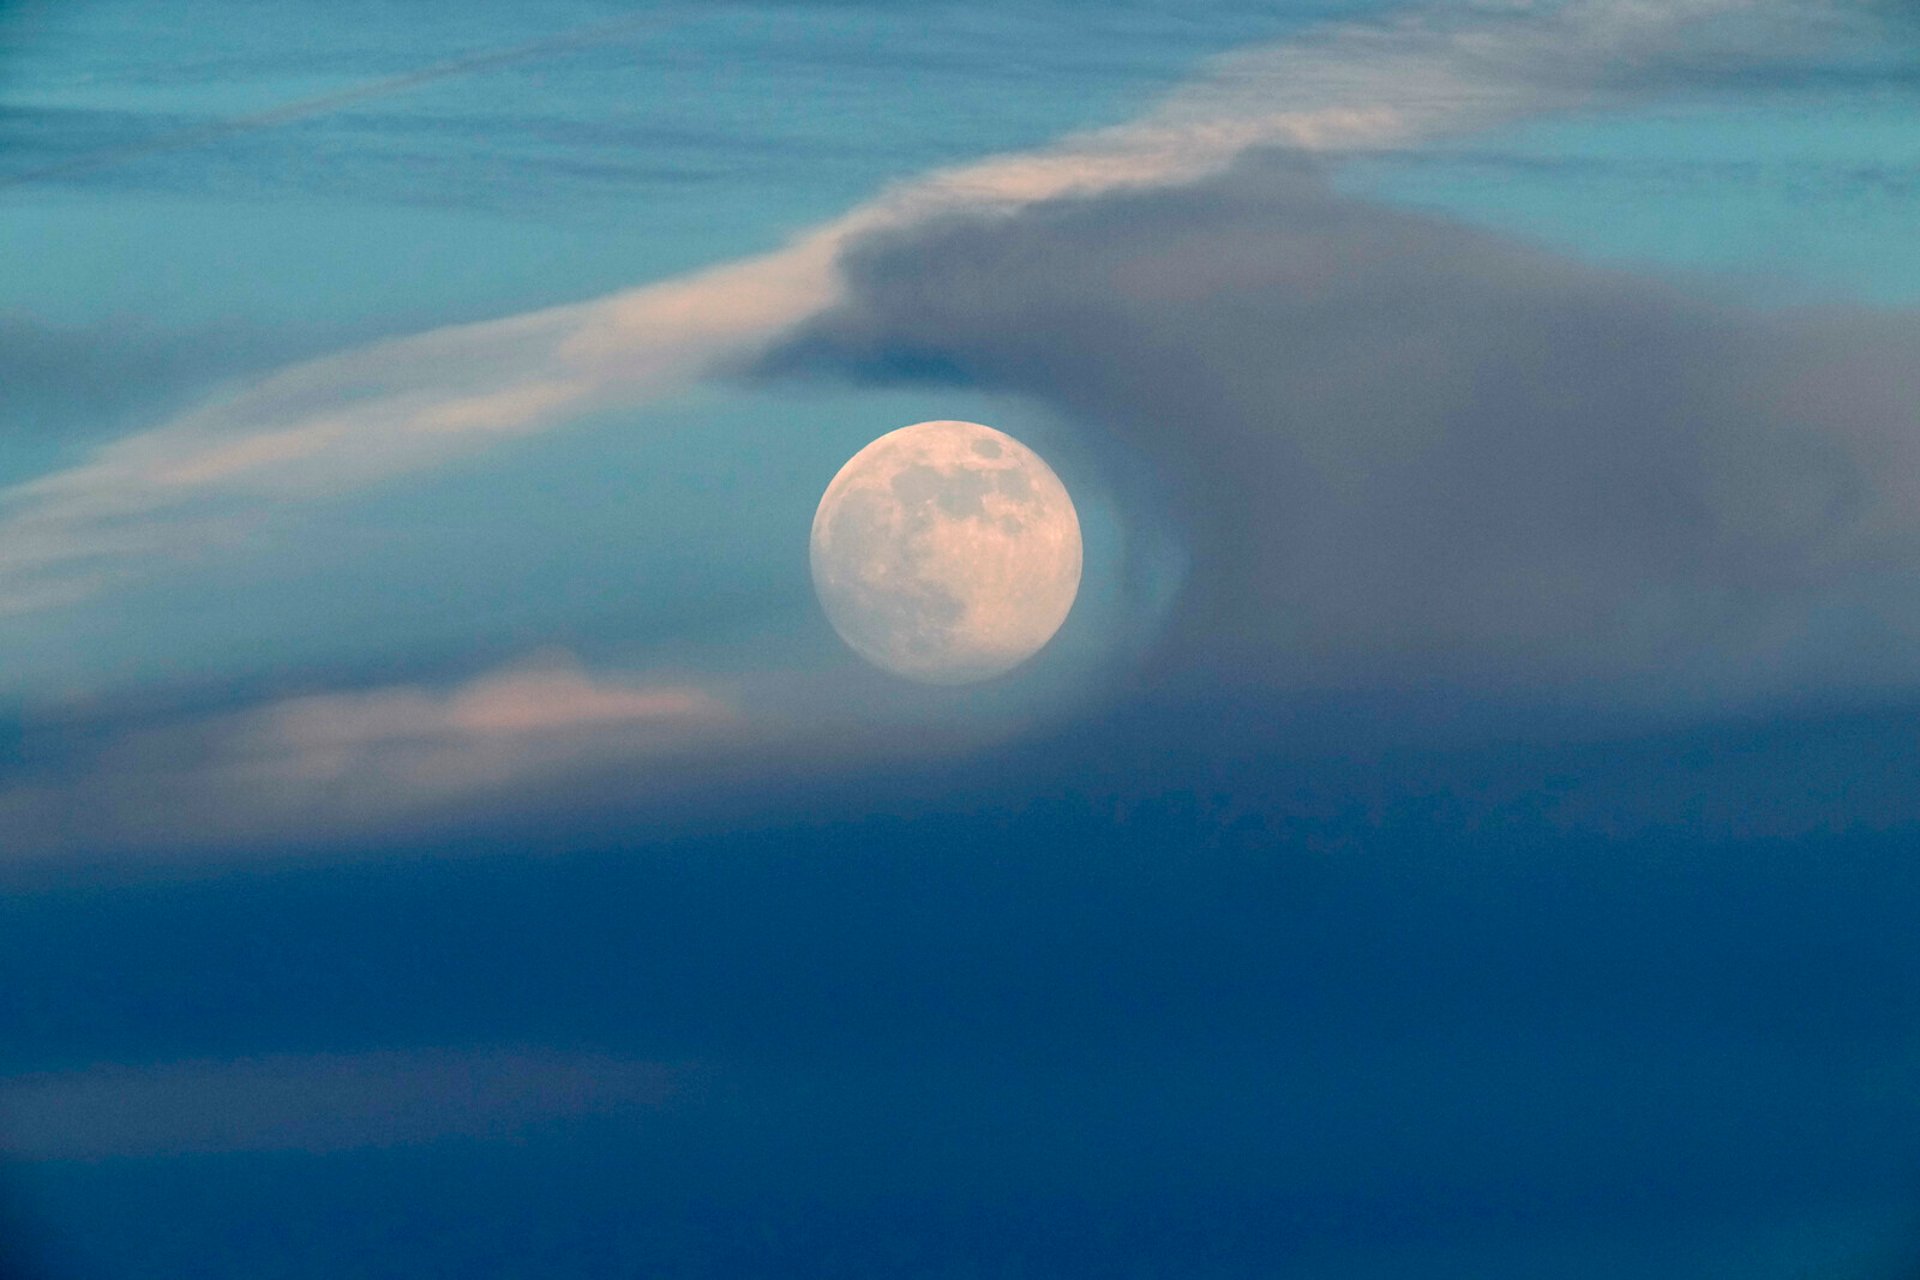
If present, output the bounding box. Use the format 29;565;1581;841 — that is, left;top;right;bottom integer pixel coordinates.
0;0;1765;621
768;154;1920;710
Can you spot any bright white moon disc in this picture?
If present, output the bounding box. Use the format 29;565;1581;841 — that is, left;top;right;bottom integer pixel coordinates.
810;420;1083;684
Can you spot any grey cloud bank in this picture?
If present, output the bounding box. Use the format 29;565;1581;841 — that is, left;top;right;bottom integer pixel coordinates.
764;155;1920;712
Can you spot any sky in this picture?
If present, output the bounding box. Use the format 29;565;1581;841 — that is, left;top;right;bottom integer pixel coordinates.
4;0;1920;1275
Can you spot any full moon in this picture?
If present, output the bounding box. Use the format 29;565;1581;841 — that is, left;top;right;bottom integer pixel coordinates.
810;420;1083;684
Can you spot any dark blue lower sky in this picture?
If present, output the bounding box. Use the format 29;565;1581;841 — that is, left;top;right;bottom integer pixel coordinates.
7;692;1920;1278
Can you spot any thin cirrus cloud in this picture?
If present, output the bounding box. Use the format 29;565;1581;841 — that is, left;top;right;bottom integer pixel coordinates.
0;0;1764;620
254;656;732;778
0;653;739;857
0;9;695;194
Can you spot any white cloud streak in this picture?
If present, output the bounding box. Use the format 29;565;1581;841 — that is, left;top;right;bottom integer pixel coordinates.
0;0;1761;621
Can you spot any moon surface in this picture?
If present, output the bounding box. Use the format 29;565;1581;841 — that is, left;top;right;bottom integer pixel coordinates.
810;420;1083;684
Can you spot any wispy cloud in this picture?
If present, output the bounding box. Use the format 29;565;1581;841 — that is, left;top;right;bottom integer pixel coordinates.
0;618;1134;857
241;656;731;787
0;652;739;854
0;10;693;192
0;0;1765;622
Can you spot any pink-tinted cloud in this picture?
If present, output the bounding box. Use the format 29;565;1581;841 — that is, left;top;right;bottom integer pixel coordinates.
0;653;740;857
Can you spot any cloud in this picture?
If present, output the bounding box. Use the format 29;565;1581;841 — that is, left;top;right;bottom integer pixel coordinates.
0;652;739;855
0;641;1108;858
0;1047;685;1159
0;587;1190;856
0;0;1774;618
242;657;731;786
763;154;1920;712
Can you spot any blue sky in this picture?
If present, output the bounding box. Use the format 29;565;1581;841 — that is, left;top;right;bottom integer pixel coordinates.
6;2;1920;1276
